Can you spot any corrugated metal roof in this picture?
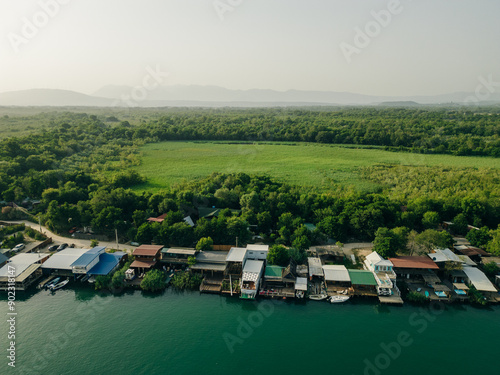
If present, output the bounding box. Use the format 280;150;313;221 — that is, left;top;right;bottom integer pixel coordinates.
0;253;48;277
42;248;89;270
191;263;227;272
365;251;393;267
308;257;323;277
348;270;378;286
15;264;41;283
88;252;126;276
323;265;350;282
162;248;197;255
71;246;106;268
243;260;263;274
130;260;155;269
457;255;477;267
295;277;308;291
246;244;269;252
133;245;163;256
463;266;497;292
427;248;461;263
265;265;283;278
196;251;227;263
389;256;440;270
226;247;247;262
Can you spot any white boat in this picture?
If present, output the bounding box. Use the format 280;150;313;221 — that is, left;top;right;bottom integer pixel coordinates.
49;279;69;291
44;277;60;289
329;295;350;303
309;294;328;301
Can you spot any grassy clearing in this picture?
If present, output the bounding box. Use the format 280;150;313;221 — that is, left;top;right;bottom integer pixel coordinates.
133;141;500;192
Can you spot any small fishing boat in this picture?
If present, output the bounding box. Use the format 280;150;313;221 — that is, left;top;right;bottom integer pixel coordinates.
309;293;328;301
165;269;175;285
329;295;350;303
49;279;69;291
44;277;60;289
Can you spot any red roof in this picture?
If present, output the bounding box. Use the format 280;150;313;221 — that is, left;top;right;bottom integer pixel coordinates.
147;213;167;223
467;247;490;256
456;247;490;257
133;245;163;257
130;260;156;269
389;256;439;270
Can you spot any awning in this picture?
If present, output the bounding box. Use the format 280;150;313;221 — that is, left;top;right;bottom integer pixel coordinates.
130;260;156;269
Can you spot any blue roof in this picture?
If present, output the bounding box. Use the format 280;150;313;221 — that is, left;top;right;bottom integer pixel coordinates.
70;246;106;268
0;253;9;264
88;252;126;276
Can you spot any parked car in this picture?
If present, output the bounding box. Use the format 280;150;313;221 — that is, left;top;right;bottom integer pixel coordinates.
57;243;68;251
48;245;58;252
12;243;25;252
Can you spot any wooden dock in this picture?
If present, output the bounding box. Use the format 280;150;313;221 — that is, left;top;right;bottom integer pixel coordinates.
378;294;404;305
200;277;223;294
37;275;56;289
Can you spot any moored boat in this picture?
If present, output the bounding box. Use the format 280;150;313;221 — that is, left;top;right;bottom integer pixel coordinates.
49;279;69;291
309;293;328;301
44;277;60;289
329;295;350;303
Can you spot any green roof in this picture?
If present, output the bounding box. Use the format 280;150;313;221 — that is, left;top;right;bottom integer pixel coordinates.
348;270;377;286
265;265;284;278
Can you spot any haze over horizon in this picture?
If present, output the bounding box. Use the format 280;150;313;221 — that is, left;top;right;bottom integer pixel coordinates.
1;0;499;97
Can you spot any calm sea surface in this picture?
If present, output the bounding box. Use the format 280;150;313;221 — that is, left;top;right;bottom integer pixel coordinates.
1;286;499;375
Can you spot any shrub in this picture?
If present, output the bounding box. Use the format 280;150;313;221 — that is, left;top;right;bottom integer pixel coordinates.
171;271;202;290
140;269;166;291
406;291;429;304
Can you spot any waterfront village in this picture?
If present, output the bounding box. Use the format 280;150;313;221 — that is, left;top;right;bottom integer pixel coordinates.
1;218;499;306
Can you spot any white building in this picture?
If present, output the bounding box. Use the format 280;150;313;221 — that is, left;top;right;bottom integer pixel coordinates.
42;248;89;275
245;244;269;261
364;251;397;296
241;260;264;299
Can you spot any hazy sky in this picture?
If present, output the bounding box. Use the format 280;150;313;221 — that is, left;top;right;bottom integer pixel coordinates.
1;0;499;96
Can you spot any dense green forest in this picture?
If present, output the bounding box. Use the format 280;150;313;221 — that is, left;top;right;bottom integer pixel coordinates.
0;107;499;256
143;107;500;156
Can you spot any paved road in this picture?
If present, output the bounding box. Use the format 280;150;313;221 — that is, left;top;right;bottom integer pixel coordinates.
4;220;136;254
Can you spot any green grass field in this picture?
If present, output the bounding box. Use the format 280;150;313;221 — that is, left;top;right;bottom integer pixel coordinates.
133;141;500;192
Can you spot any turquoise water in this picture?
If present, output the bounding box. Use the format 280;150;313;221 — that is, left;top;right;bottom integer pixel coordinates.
1;287;499;375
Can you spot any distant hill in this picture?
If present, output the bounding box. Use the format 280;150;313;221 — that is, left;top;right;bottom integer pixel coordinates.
1;86;499;107
378;101;420;107
0;89;113;107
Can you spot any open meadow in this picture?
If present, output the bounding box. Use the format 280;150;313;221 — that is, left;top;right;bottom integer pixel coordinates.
134;141;500;192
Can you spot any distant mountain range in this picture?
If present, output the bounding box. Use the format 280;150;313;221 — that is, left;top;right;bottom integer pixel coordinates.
0;86;499;107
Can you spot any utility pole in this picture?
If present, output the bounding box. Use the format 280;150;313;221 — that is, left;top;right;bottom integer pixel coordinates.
115;228;119;250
